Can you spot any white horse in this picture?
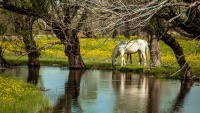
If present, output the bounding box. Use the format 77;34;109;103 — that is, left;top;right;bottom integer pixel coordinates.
112;39;148;67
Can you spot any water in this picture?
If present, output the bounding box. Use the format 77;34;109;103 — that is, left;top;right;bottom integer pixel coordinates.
1;66;200;113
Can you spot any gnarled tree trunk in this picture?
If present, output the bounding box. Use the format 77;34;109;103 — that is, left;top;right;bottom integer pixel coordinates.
161;34;193;79
15;16;40;67
0;46;10;68
52;22;86;69
148;35;161;68
141;24;161;68
64;31;86;69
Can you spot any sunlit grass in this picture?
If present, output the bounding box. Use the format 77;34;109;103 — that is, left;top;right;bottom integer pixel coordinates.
1;35;200;75
0;75;50;113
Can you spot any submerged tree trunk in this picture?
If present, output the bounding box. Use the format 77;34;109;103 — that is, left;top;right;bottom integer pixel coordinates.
161;34;193;79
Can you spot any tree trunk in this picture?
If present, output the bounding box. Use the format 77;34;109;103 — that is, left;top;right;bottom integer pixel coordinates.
148;35;161;68
161;34;194;80
65;33;86;69
140;24;161;68
27;51;40;67
83;25;94;38
22;32;40;67
53;23;86;69
111;28;118;38
0;46;10;68
123;22;130;38
15;16;40;67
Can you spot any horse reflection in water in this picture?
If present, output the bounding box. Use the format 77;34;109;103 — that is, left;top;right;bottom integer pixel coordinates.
22;67;195;113
111;70;150;112
112;39;148;67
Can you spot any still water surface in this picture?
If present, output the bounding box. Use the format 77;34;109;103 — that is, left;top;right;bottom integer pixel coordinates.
2;66;200;113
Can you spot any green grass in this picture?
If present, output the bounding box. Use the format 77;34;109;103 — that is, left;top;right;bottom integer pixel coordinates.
0;35;199;112
1;35;200;77
0;75;51;113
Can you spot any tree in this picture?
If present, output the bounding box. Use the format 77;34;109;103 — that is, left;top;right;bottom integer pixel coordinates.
0;9;13;68
14;15;40;67
85;0;200;79
0;0;88;69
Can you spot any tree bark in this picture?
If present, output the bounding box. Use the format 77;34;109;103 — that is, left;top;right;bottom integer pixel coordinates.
22;29;40;67
148;35;161;68
64;32;86;69
52;22;86;69
0;46;10;68
15;16;40;67
161;34;194;80
123;22;131;38
141;24;161;68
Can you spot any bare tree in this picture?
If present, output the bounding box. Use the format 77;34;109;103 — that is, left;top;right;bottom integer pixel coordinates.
14;15;40;67
0;0;88;69
85;0;200;79
0;0;199;78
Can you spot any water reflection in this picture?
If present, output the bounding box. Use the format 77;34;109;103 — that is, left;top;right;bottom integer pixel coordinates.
27;67;40;84
52;69;85;113
172;80;194;113
147;78;161;113
1;66;200;113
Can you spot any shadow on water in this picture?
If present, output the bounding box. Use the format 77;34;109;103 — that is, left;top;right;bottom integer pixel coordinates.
1;66;200;113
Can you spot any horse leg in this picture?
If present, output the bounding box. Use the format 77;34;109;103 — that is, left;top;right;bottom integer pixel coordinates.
121;51;126;66
126;54;129;64
126;54;132;64
130;54;132;64
138;51;142;65
142;51;147;66
121;56;125;66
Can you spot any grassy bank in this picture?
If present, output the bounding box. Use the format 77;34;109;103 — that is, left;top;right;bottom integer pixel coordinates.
2;35;200;77
0;75;50;113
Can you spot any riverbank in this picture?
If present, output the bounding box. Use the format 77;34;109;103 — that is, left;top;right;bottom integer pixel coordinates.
2;36;200;78
0;75;51;113
0;36;199;112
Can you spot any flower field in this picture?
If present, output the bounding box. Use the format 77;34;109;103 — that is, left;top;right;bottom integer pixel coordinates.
0;75;50;113
0;35;200;75
0;35;200;112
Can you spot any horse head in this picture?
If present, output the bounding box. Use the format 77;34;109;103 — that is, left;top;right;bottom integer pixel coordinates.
112;46;120;67
112;52;117;67
112;41;127;67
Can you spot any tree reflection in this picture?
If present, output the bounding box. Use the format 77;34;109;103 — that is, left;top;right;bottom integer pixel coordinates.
52;69;85;113
27;67;40;84
147;78;161;113
172;80;194;112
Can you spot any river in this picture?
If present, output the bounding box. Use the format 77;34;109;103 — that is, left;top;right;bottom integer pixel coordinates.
1;66;200;113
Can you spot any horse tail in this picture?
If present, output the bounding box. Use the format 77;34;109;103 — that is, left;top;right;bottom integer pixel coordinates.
145;41;148;62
